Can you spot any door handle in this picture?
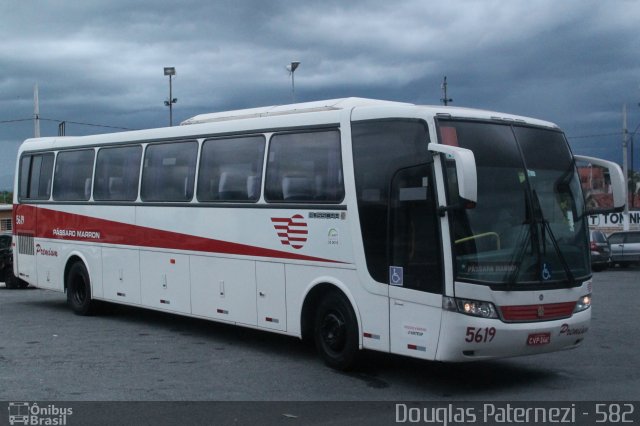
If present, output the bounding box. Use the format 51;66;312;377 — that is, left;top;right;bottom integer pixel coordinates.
393;300;404;306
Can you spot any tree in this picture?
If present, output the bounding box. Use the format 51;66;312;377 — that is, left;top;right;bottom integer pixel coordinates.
1;191;12;204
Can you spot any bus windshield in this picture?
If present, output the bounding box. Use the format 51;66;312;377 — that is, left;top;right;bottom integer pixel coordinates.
439;120;589;286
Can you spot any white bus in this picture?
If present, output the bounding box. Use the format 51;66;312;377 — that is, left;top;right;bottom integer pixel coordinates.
12;98;625;369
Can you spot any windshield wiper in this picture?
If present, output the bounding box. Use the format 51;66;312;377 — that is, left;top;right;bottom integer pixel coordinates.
506;190;538;287
506;188;576;287
531;189;576;286
506;221;531;288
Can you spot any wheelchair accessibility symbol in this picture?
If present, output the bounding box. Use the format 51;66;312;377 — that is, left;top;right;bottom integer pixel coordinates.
541;263;552;281
389;266;404;286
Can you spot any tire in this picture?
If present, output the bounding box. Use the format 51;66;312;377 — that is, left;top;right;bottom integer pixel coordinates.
314;291;359;370
4;269;19;289
66;262;96;316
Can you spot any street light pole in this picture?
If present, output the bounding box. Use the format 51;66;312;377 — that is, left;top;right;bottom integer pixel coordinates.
33;83;40;138
440;76;453;106
287;61;300;103
164;67;177;126
623;104;630;230
632;133;635;208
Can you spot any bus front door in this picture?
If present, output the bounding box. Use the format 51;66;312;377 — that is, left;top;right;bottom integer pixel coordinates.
388;164;444;359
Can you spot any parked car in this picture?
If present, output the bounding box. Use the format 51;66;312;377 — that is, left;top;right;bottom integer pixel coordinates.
589;230;611;271
0;232;27;289
608;231;640;267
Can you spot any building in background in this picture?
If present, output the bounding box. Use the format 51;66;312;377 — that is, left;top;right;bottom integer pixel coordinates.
0;204;12;231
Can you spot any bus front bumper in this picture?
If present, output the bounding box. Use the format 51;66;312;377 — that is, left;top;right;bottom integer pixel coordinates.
435;308;591;362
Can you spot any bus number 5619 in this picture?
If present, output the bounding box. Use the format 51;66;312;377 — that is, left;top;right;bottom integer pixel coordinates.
465;327;496;343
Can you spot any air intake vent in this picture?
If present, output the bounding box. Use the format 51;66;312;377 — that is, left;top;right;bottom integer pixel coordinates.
499;301;576;322
17;233;34;255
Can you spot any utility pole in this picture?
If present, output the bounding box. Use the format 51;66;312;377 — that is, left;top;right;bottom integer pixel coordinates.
440;76;452;106
286;61;300;103
623;104;629;230
164;67;177;126
33;83;40;138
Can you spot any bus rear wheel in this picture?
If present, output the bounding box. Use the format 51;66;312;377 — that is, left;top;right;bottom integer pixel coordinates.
4;270;19;289
314;292;359;370
66;261;96;316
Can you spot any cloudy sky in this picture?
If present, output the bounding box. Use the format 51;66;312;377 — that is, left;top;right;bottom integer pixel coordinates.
1;0;639;191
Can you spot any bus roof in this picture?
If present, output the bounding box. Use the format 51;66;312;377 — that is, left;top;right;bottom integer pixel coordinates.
180;98;410;125
18;97;558;152
182;97;557;129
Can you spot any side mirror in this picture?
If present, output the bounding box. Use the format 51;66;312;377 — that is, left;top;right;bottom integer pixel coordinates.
428;143;477;204
574;155;626;213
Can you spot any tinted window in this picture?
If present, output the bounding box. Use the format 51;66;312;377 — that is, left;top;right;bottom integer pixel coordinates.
19;156;30;198
389;164;442;293
0;235;10;249
94;146;142;201
141;141;198;202
440;121;589;284
265;130;343;203
628;232;640;244
53;150;95;201
197;136;265;202
351;120;433;284
19;153;54;200
608;233;624;244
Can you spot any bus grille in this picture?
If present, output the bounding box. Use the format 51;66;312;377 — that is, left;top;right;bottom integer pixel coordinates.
17;233;34;255
499;301;576;322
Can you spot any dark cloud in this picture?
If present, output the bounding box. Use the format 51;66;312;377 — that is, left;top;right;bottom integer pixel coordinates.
1;0;639;189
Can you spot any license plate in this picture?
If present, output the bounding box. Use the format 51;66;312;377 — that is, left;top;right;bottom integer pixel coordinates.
527;333;551;346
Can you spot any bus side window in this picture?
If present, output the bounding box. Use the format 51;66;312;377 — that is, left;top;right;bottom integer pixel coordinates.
19;153;54;201
197;135;265;202
141;141;197;202
53;149;95;201
265;130;344;203
94;146;142;201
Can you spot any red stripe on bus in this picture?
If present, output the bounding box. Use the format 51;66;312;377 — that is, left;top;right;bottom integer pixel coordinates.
16;205;343;264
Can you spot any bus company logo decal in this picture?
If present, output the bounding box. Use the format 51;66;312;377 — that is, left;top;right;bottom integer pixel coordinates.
52;228;101;240
271;214;308;249
35;244;58;257
7;402;73;425
559;323;589;336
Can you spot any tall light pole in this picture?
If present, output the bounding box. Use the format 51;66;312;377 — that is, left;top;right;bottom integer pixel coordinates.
164;67;177;126
33;83;40;137
440;76;452;106
286;61;300;103
628;104;640;208
623;104;629;230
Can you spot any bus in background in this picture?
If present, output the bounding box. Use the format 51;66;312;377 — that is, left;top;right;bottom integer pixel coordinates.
12;98;625;369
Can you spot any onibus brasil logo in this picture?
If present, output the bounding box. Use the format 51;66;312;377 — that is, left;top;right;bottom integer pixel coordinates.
8;402;72;425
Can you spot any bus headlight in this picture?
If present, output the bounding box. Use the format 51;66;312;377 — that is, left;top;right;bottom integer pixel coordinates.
573;294;591;313
443;297;498;319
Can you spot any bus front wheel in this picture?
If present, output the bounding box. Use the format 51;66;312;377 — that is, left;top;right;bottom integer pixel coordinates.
66;262;96;316
314;291;359;370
